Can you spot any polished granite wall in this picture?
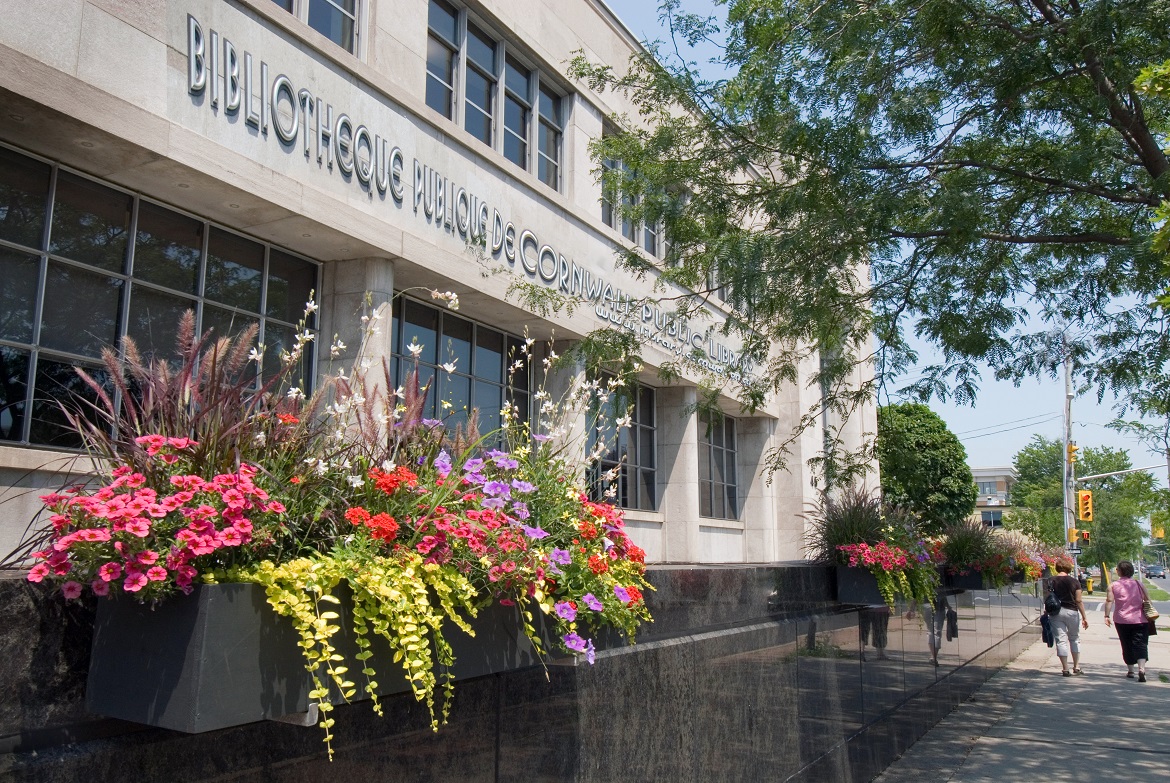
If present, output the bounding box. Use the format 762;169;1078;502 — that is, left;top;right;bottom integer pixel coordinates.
0;566;1040;782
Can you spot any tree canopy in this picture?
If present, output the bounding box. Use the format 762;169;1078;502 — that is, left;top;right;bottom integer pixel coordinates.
875;403;975;533
1005;435;1156;563
567;0;1170;481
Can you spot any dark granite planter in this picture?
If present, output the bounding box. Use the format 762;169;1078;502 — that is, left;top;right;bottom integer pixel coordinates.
834;565;885;605
86;582;546;733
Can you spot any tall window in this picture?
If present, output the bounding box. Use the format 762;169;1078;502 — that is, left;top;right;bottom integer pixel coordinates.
699;414;738;520
977;481;997;496
589;382;656;511
425;0;459;119
272;0;359;54
390;297;529;436
981;511;1003;527
0;144;319;450
464;24;497;146
598;138;663;258
502;56;531;169
423;1;566;191
537;86;562;189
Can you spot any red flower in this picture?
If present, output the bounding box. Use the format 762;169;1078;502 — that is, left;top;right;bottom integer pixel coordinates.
277;413;300;424
625;585;642;603
588;554;609;575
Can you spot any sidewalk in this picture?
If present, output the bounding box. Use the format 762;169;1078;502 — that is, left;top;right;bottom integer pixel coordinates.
875;599;1170;782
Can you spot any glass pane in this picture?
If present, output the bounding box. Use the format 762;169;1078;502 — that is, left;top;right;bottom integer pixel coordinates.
202;303;259;342
308;0;355;52
699;482;713;518
133;201;202;294
709;418;724;447
712;450;725;485
438;372;470;428
539;87;561;127
426;78;454;119
0;248;40;343
505;57;530;99
267;249;317;324
473;379;501;435
413;364;437;418
260;319;303;387
205;227;264;313
440;312;472;370
470;329;501;384
643;225;658;255
402;299;438;364
41;262;122;358
726;485;739;519
426;36;455;84
504;101;528;167
49;172;131;272
271;0;294;10
726;419;736;450
30;357;109;449
126;285;195;361
639;387;655;425
0;146;50;249
699;444;711;481
638;468;656;510
428;0;457;44
726;453;737;486
639;425;655;468
507;337;529;389
466;24;496;73
508;388;529;425
0;347;29;442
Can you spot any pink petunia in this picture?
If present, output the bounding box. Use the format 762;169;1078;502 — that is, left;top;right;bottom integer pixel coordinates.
27;563;49;583
61;581;83;600
218;528;244;547
146;566;168;582
90;579;110;597
265;501;286;513
98;562;122;582
136;550;159;566
123;572;148;592
125;518;151;537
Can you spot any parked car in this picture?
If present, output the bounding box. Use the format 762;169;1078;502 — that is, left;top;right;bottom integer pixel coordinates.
1146;565;1166;579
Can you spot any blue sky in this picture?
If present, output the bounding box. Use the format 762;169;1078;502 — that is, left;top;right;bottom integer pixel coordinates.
599;0;1165;476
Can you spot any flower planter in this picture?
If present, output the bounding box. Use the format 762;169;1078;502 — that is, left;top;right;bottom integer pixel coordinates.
943;569;985;591
834;565;885;605
86;583;548;733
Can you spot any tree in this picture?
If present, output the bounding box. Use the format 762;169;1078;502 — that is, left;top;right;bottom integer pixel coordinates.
875;403;975;534
1004;435;1156;563
567;0;1170;479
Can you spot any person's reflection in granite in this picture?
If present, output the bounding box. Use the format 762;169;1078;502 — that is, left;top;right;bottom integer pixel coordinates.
858;605;890;661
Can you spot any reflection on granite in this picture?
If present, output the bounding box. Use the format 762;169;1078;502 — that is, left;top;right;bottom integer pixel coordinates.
0;568;1040;782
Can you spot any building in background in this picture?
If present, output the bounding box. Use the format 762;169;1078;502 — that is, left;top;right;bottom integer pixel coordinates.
0;0;874;564
971;466;1016;528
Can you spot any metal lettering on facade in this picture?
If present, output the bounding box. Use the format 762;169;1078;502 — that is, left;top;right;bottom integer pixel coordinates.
185;14;753;381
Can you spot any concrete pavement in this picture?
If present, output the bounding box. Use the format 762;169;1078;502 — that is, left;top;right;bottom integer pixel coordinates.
875;596;1170;782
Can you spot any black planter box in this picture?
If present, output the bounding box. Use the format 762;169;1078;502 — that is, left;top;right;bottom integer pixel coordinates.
834;565;885;605
86;583;548;733
943;569;986;590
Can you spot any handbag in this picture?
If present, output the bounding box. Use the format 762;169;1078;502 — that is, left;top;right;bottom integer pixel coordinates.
1138;580;1160;620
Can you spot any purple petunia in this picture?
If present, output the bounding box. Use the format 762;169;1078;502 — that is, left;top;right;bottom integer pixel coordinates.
532;433;552;442
614;585;631;604
483;480;511;498
434;450;452;477
421;418;442;428
550;548;572;566
563;632;587;653
495;457;519;470
554;601;577;621
463;458;485;472
583;593;603;611
481;497;506;511
522;525;549;539
585;639;596;665
511;479;536;494
511;501;531;520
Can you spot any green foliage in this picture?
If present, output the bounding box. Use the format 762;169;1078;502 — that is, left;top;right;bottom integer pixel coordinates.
567;0;1170;478
876;403;976;534
802;486;887;563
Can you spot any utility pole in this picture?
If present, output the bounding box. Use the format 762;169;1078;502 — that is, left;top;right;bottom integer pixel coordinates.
1064;351;1075;558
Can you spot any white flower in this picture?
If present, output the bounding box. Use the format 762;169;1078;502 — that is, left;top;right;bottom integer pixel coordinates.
287;387;306;401
407;341;424;358
304;300;318;314
360;358;373;370
347;475;364;488
381;460;396;472
330;338;347;358
296;330;315;345
253;431;267;446
615;414;632;429
248;346;265;363
442;361;457;374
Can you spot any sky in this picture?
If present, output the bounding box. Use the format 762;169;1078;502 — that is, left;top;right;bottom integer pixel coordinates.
599;0;1168;479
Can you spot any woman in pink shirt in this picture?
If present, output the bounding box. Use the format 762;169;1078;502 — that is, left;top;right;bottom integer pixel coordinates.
1104;560;1151;681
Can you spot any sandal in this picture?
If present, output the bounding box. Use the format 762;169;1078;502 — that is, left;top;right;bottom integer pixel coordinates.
1073;668;1083;675
1139;672;1147;682
1062;670;1072;677
1127;672;1135;679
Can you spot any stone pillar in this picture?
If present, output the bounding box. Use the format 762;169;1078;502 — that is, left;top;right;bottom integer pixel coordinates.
738;416;778;563
318;256;396;378
658;385;699;562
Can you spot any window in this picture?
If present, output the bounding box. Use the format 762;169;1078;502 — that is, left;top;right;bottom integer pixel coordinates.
699;414;738;520
273;0;359;54
977;481;998;496
981;511;1003;528
537;86;562;189
502;56;531;169
597;136;664;258
589;381;656;511
426;0;459;118
390;296;529;436
423;1;565;190
0;143;320;449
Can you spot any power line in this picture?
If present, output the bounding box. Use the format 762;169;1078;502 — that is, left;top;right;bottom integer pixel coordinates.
960;415;1063;441
954;411;1062;436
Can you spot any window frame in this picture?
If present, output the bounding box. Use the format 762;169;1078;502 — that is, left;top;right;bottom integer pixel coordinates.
699;413;739;520
597;130;665;260
588;377;657;512
274;0;362;57
423;1;566;192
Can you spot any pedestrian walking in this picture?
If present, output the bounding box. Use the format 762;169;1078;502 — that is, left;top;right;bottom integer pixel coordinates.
1104;560;1152;682
1047;562;1088;676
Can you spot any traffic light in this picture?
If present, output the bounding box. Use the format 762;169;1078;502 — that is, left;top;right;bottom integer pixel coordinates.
1077;489;1093;522
1067;443;1081;464
1068;527;1079;544
1081;530;1091;542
